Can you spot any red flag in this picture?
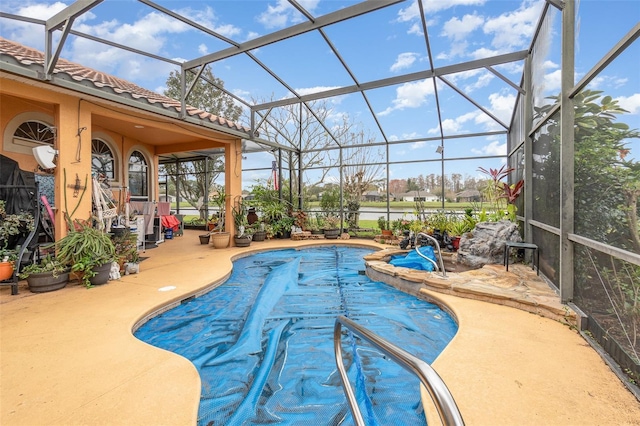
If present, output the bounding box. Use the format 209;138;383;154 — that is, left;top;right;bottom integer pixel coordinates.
271;161;279;190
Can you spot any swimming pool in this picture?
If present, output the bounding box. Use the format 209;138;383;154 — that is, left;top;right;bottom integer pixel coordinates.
134;246;458;425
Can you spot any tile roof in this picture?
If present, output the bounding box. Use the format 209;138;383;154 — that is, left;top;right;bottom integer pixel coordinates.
0;37;250;134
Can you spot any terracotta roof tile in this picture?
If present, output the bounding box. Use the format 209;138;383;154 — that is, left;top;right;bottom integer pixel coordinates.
0;37;250;134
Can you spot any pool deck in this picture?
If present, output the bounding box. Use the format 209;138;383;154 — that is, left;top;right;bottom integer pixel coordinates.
1;229;639;425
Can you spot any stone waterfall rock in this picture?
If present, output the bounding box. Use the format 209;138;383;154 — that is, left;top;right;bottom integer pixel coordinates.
457;221;522;269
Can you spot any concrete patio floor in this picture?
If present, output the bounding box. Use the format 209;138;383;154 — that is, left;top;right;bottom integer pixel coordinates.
1;229;639;425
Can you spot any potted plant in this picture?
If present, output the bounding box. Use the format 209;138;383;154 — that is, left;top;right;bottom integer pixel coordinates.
378;216;392;236
0;201;35;282
199;233;211;245
18;255;69;293
264;223;275;240
209;185;230;249
53;221;116;288
323;215;341;239
232;198;252;247
0;248;17;281
274;216;295;239
251;222;266;242
448;218;472;251
308;215;323;235
111;229;139;273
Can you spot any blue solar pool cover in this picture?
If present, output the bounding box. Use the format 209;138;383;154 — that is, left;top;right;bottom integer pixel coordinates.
134;246;457;425
389;246;438;271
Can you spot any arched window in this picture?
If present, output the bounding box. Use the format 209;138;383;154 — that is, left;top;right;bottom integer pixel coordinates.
14;120;55;147
91;138;115;180
129;150;148;199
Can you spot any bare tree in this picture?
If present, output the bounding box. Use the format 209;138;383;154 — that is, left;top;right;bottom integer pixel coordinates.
341;131;385;227
253;98;377;207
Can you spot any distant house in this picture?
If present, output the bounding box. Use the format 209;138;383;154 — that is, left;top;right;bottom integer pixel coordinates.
399;191;438;202
456;189;481;202
363;191;382;202
159;194;175;203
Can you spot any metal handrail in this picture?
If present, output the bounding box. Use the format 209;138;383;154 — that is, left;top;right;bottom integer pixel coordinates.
416;232;447;278
334;315;464;426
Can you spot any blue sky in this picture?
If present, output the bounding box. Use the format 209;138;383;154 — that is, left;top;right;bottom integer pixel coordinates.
1;0;638;188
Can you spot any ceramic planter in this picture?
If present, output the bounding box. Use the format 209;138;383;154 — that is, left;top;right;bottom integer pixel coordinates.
0;261;14;281
252;230;266;242
89;262;112;286
324;229;340;239
234;236;251;247
199;234;211;244
26;270;69;293
210;232;230;249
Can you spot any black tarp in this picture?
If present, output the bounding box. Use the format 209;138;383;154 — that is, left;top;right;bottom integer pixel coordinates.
0;155;36;214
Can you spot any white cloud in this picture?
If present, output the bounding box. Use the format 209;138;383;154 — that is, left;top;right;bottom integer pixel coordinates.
293;86;342;96
483;2;543;50
474;91;515;130
397;0;485;25
1;2;71;49
256;0;319;29
472;140;506;155
616;93;640;114
468;46;500;60
538;69;561;95
378;79;435;116
463;72;494;92
407;22;423;36
428;111;477;134
391;52;419;72
198;44;208;55
441;14;484;41
177;6;242;39
426;0;486;13
396;1;420;23
448;69;494;92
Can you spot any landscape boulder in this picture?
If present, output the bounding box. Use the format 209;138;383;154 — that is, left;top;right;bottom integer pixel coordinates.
457;221;522;269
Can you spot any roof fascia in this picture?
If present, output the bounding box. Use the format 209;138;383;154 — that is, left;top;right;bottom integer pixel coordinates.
0;66;252;140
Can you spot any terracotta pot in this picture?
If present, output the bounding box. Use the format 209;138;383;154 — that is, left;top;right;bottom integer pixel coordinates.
210;232;230;249
452;236;461;251
381;230;393;237
0;262;14;281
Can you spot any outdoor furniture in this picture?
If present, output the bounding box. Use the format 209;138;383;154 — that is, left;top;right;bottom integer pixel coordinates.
161;215;180;232
504;241;539;275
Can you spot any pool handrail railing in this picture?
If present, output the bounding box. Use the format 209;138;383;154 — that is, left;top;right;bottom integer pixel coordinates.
333;315;464;426
416;232;447;278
